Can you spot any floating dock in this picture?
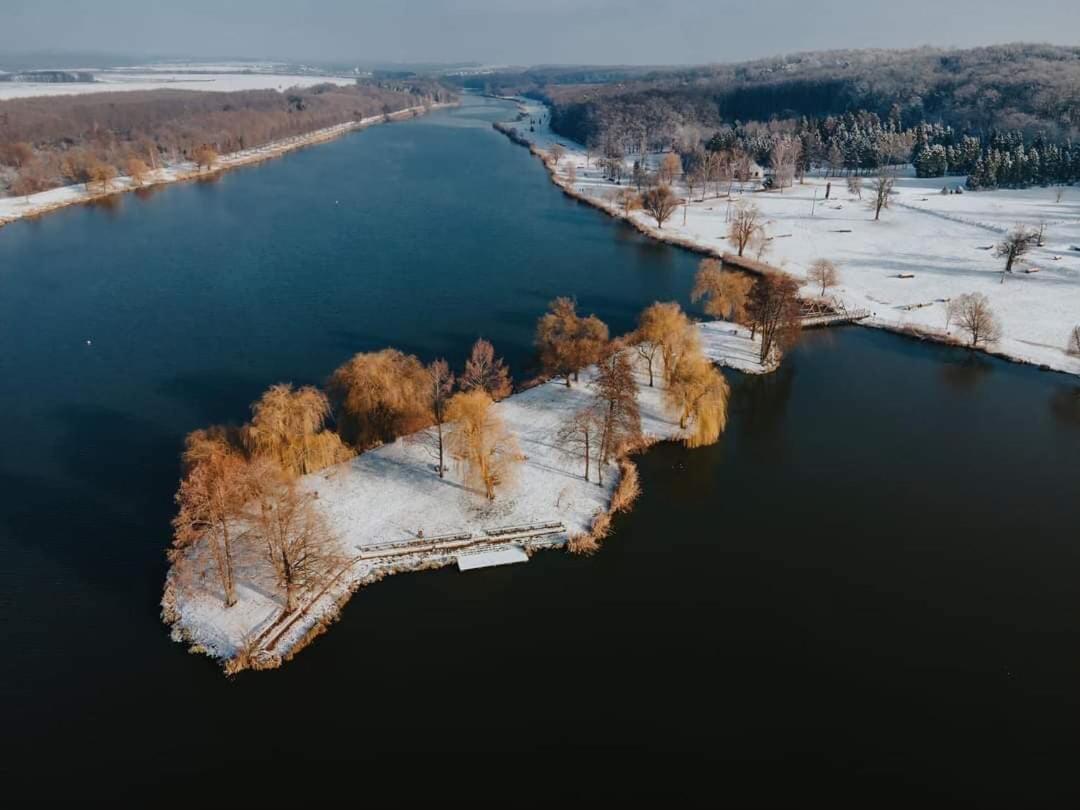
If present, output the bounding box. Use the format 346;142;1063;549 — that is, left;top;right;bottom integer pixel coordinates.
456;544;530;571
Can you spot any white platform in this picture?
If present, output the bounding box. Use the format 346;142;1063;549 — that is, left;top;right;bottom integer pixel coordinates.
456;545;530;572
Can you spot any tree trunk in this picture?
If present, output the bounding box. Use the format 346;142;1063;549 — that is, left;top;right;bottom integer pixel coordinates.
219;517;237;608
584;433;590;482
436;421;444;478
283;556;297;613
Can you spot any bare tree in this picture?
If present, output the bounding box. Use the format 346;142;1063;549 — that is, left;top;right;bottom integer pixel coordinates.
243;384;352;476
86;158;117;193
691;258;753;323
125;157;150;186
660;152;682;185
641;185;679;229
613;187;640;214
556;406;602;482
460;338;511;400
747;273;802;364
446;390;521;500
846;174;863;199
952;293;1002;346
684;166;703;203
591;345;642;485
426;359;455;478
0;141;33;168
172;430;256;608
1067;325;1080;356
944;297;960;332
769;137;799;192
728;202;764;256
192;144;218;172
995;225;1038;283
548;143;565;167
870;171;896;221
249;465;341;613
806;259;840;297
10;162;49;200
535;297;609;386
566;163;577;185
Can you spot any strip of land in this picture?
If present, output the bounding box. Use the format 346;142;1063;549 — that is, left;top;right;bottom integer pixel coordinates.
163;321;767;672
0;103;455;228
498;99;1080;376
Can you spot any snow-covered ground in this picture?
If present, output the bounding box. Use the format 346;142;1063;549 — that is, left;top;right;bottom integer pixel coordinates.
507;100;1080;376
165;323;766;669
0;105;444;227
0;71;354;100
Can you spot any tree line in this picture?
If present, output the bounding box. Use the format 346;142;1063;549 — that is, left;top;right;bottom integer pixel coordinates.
0;79;455;198
509;45;1080;191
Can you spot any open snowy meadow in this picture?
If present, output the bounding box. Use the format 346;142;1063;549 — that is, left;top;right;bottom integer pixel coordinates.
511;100;1080;376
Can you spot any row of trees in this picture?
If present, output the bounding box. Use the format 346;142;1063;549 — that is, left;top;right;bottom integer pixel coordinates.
172;337;517;609
0;80;455;198
541;50;1080;193
549;297;732;491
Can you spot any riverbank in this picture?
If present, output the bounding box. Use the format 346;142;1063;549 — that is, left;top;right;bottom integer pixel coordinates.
0;102;457;228
495;99;1080;377
163;321;768;673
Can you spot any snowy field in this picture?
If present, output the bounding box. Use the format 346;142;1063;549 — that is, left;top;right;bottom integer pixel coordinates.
509;100;1080;376
0;71;355;100
165;324;766;668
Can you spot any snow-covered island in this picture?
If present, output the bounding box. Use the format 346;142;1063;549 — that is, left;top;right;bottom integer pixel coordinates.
164;322;768;673
498;99;1080;376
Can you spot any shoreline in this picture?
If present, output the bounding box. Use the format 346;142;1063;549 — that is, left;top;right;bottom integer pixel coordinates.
163;321;770;674
492;101;1080;378
0;102;458;229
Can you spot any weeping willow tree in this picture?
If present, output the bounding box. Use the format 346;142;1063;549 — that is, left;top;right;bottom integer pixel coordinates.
691;258;753;323
653;305;731;448
665;353;730;448
243;384;353;477
445;390;521;500
328;349;432;449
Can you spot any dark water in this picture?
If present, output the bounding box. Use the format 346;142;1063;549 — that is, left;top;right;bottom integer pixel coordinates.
1;96;1078;805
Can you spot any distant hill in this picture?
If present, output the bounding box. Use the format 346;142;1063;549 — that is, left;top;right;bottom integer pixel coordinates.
460;45;1080;144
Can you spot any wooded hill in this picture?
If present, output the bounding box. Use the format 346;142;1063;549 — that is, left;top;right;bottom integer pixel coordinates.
460;45;1080;188
0;79;456;196
476;45;1080;142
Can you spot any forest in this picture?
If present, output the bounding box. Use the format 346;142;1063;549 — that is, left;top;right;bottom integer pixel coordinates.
464;45;1080;189
0;78;455;196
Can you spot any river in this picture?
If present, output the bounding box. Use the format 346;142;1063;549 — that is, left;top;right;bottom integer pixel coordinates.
0;94;1078;804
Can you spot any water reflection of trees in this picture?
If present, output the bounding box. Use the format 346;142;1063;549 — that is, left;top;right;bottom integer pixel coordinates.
726;363;796;436
1048;386;1080;428
939;352;993;392
134;185;164;202
86;194;123;216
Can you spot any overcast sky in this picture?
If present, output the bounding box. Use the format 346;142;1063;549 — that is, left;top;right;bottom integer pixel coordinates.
3;0;1079;66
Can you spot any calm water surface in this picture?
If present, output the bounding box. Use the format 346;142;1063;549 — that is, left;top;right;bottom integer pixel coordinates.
1;96;1078;804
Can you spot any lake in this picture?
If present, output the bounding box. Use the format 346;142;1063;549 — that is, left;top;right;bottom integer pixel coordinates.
1;95;1078;804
